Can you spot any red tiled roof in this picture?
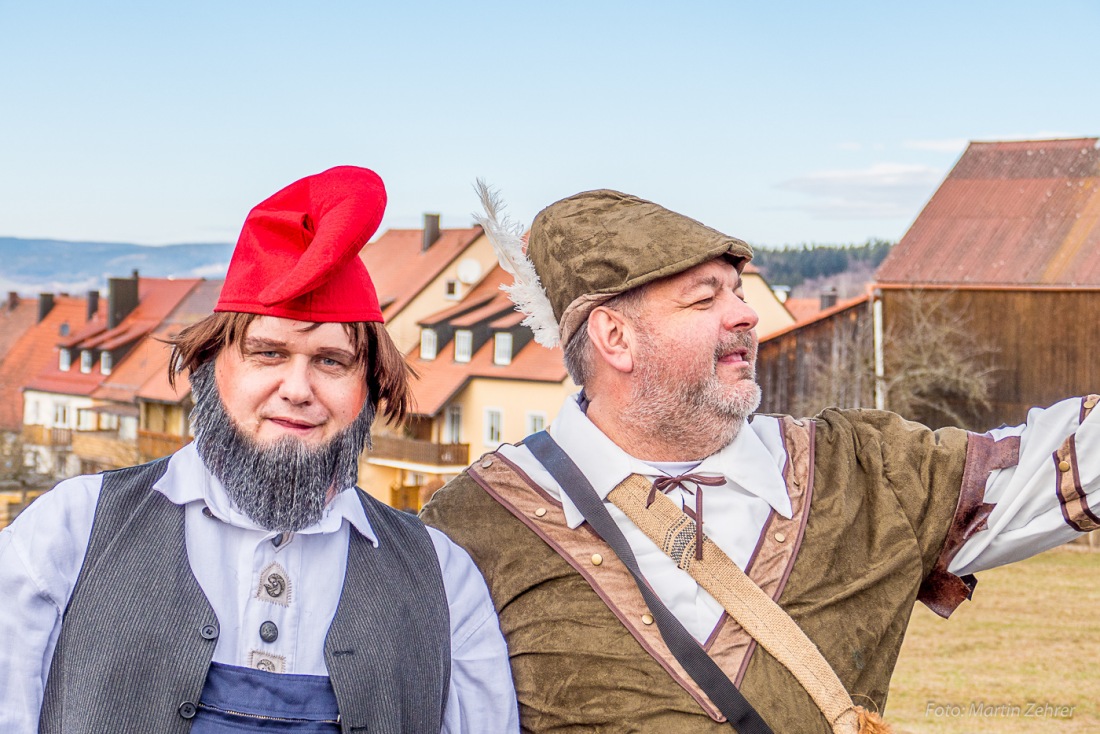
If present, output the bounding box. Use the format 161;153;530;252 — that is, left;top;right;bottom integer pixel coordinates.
782;297;821;323
26;278;201;398
0;296;94;430
359;227;483;320
408;336;567;417
877;138;1100;287
93;332;175;403
406;264;566;416
0;297;38;359
760;294;869;343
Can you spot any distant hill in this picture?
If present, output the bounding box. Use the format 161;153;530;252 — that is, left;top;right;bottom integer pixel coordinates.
0;238;234;294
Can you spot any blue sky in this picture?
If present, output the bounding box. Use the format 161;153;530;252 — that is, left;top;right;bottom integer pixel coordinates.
1;1;1096;249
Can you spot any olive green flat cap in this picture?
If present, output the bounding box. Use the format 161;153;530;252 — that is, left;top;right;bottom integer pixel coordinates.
527;189;753;345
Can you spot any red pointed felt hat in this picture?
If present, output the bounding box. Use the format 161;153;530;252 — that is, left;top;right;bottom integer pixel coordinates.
215;166;386;322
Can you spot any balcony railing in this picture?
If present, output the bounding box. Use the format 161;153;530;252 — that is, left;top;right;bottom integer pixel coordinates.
71;430;139;471
138;430;192;461
21;425;72;447
368;435;469;467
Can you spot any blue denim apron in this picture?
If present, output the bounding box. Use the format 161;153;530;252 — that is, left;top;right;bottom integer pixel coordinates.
191;662;341;733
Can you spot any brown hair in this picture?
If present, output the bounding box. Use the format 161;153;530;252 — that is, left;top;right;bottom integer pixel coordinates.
167;312;416;424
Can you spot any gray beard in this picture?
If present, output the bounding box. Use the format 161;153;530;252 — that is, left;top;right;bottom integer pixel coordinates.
624;329;761;458
188;360;375;532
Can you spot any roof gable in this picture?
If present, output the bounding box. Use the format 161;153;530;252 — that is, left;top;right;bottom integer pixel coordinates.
877;138;1100;287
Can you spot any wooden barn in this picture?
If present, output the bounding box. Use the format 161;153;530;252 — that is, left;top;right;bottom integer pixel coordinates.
756;295;873;418
873;137;1100;430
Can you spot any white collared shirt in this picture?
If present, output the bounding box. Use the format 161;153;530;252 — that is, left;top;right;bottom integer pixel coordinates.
499;395;794;643
500;393;1100;644
0;443;518;734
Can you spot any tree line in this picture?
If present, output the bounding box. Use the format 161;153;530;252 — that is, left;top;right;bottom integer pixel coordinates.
751;239;894;288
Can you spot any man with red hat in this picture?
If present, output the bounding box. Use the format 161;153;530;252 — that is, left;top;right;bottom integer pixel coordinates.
0;167;518;733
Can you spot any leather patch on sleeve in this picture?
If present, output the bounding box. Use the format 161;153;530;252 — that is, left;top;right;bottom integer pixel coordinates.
1054;433;1100;532
917;432;1018;618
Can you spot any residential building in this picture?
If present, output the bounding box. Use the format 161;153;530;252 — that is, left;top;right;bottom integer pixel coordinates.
359;217;499;352
359;265;576;510
22;273;201;477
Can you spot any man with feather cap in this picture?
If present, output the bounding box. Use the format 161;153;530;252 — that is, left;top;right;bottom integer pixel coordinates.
0;167;518;733
421;184;1100;732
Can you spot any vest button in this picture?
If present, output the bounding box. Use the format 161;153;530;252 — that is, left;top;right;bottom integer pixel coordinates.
774;532;787;543
260;621;279;643
1059;460;1071;472
200;623;219;640
590;553;603;566
641;613;654;625
534;507;547;518
178;701;197;719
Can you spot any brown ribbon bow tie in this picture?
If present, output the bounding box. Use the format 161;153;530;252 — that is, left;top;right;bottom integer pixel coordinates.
646;473;726;560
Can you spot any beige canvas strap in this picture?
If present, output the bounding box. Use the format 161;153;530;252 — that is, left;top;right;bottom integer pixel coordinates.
608;473;890;734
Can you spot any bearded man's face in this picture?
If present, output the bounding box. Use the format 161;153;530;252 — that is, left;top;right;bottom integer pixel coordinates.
189;316;374;532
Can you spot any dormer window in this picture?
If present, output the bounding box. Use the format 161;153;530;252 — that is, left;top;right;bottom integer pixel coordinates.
444;279;461;300
493;332;513;366
420;328;438;360
454;330;473;363
101;350;113;375
59;349;72;372
80;349;94;373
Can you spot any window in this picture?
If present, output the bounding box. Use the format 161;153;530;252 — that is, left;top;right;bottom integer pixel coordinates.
484;408;503;447
119;416;138;441
419;329;438;360
59;349;72;372
444;279;461;300
493;332;513;365
100;350;113;375
444;405;462;443
454;330;473;363
80;350;94;373
525;412;547;435
78;409;96;431
53;403;70;427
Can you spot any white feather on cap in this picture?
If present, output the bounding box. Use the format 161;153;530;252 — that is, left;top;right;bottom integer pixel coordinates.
473;180;560;347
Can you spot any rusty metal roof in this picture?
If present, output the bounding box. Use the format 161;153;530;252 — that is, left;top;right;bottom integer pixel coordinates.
876;138;1100;287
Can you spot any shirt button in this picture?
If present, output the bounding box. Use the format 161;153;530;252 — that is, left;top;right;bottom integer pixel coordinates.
590;553;603;566
202;507;214;518
200;623;219;640
641;613;654;625
1059;460;1071;472
534;507;547;517
178;701;197;719
260;621;279;643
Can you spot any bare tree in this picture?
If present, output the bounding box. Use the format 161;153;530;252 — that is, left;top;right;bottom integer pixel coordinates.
882;290;998;430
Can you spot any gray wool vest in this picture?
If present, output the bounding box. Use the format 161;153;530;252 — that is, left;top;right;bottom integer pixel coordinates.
39;457;451;734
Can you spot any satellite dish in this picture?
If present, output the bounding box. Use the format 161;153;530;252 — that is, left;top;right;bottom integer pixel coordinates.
456;258;483;285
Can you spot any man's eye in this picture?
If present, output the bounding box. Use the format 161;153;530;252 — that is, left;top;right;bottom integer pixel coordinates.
259;351;281;359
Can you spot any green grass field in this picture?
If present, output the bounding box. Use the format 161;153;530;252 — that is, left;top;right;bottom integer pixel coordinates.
885;546;1100;733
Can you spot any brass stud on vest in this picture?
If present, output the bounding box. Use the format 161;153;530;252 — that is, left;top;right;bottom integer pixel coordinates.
534;507;547;517
774;531;787;543
480;458;494;469
1059;460;1072;472
590;553;603;566
641;613;654;625
1085;397;1098;410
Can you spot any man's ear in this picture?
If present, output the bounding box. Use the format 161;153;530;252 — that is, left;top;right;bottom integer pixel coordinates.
588;306;635;374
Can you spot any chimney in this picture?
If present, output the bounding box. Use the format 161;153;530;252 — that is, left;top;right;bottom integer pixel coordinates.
37;293;55;322
7;292;17;311
107;271;140;329
819;286;838;311
422;213;441;252
85;290;100;321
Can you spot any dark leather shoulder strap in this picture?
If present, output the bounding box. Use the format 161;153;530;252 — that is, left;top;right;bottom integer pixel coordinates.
524;431;773;734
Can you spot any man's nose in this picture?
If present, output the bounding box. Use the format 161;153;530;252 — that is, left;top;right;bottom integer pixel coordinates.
278;358;314;404
723;294;759;332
